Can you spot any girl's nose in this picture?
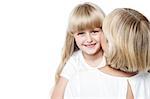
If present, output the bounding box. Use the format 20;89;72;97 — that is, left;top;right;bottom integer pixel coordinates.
86;33;92;43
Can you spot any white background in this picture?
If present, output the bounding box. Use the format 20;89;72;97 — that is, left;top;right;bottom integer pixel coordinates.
0;0;149;99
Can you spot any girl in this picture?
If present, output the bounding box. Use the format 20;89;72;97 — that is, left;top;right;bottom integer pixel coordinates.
51;2;105;99
64;8;150;99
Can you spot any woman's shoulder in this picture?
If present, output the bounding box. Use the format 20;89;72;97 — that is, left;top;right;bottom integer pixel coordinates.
131;72;150;79
129;72;150;86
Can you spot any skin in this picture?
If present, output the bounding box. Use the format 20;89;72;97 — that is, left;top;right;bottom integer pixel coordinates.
100;32;107;52
74;28;104;67
126;81;134;99
51;77;68;99
74;28;102;56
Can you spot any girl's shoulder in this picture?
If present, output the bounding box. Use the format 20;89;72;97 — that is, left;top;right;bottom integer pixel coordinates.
72;50;82;57
69;50;82;61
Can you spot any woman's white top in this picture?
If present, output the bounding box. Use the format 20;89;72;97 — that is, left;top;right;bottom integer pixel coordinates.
64;69;150;99
60;50;106;80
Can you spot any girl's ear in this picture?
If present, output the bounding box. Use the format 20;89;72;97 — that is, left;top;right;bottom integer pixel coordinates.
100;32;107;52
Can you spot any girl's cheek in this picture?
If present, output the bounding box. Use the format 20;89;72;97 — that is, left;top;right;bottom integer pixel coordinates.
100;33;107;52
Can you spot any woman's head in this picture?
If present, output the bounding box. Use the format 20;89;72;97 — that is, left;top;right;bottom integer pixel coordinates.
103;8;150;72
55;2;105;81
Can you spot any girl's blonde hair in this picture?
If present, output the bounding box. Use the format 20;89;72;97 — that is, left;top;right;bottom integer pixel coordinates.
55;2;105;82
103;8;150;72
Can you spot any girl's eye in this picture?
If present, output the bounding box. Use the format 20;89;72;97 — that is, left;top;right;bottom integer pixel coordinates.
91;30;99;34
77;32;85;35
91;27;102;34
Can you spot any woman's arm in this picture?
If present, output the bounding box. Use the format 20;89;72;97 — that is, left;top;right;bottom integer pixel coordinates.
51;77;68;99
126;82;134;99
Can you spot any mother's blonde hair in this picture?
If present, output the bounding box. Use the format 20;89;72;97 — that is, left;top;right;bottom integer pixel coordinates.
55;2;105;82
103;8;150;72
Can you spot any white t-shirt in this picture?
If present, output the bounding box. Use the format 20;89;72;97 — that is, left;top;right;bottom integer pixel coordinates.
64;69;150;99
60;50;106;80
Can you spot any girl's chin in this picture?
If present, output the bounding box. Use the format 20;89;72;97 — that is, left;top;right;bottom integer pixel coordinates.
83;50;98;55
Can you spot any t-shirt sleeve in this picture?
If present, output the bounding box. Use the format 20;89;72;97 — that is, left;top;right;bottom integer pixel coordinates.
60;58;77;80
129;72;150;98
64;73;80;98
145;73;150;97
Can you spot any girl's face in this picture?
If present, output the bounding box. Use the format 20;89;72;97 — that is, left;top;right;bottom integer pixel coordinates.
74;28;102;55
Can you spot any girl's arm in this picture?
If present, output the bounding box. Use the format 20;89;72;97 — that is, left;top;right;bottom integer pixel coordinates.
51;77;68;99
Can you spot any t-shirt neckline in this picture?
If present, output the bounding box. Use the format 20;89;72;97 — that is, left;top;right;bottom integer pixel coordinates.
80;50;106;69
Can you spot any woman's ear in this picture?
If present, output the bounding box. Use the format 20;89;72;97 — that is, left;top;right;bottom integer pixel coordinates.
100;32;107;52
